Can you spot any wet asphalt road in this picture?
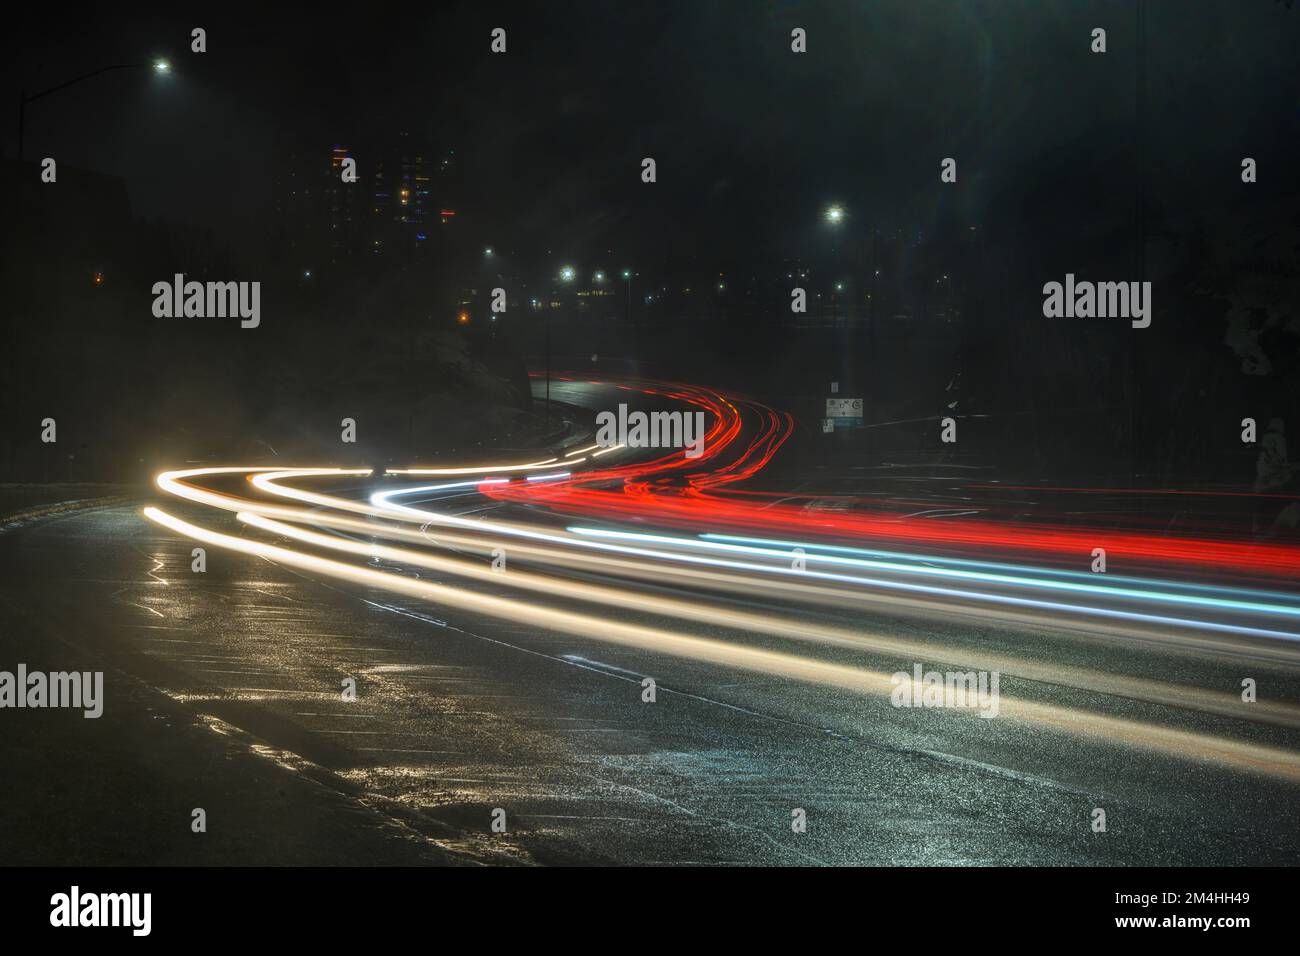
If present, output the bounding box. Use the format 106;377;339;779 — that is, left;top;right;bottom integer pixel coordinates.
3;497;1300;866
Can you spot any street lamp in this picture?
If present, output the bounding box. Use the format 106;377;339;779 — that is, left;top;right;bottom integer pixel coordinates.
18;58;172;162
824;204;845;225
544;265;576;426
621;269;636;325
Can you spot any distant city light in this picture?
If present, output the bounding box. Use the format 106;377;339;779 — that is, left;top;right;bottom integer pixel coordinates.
560;266;576;282
824;204;845;224
621;269;632;279
594;271;606;283
93;271;104;285
484;247;494;256
457;311;470;324
153;59;170;74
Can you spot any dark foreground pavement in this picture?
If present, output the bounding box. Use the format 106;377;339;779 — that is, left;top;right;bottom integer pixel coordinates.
2;501;1299;865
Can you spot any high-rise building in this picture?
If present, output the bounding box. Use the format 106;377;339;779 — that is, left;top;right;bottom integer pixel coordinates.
273;144;362;267
436;148;460;228
274;135;458;269
327;145;360;261
370;132;432;256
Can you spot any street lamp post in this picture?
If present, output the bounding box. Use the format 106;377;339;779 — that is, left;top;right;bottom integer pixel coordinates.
621;269;634;327
18;60;170;161
546;266;576;428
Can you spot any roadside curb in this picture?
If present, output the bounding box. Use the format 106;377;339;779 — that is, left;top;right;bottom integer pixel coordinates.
0;494;136;533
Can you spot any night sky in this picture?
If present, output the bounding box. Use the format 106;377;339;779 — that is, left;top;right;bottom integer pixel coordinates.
9;1;1299;262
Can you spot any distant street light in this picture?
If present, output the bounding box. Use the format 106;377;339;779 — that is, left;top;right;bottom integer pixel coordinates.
484;247;493;257
18;58;172;161
621;269;636;326
824;204;845;225
544;266;577;427
594;270;606;283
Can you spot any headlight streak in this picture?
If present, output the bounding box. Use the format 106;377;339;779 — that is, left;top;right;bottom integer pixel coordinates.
144;375;1300;782
160;465;1300;638
703;532;1300;606
156;465;372;519
155;463;1298;666
370;485;1300;642
140;506;907;697
154;448;1300;651
142;504;1300;780
238;507;1300;732
568;527;1300;620
239;500;1300;666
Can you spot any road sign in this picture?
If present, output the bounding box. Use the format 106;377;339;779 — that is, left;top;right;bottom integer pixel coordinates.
825;397;863;430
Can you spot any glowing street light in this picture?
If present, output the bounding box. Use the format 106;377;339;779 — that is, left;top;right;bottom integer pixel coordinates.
484;247;494;257
544;266;578;427
824;204;845;225
594;270;606;283
19;57;176;161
